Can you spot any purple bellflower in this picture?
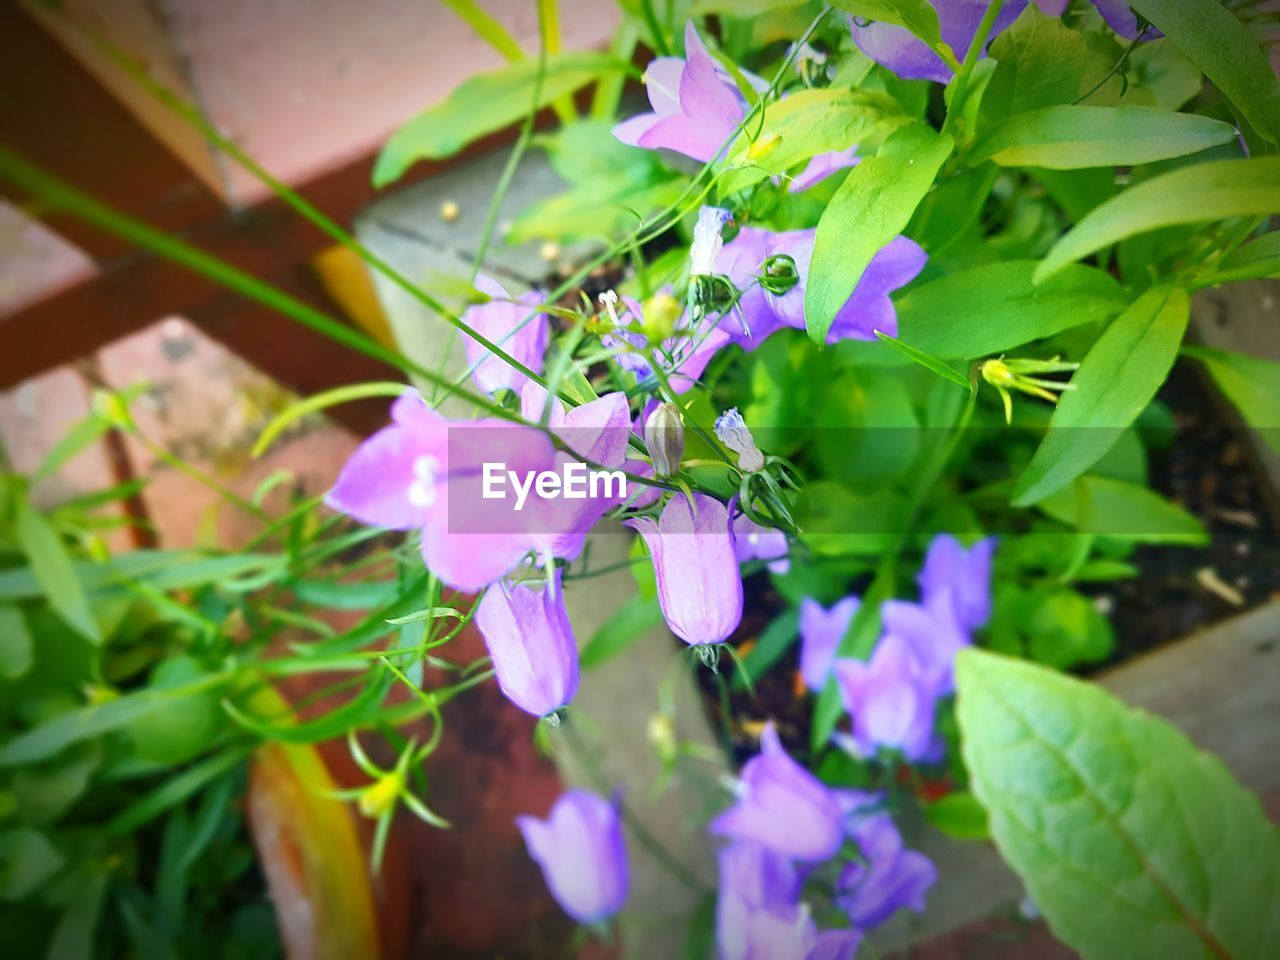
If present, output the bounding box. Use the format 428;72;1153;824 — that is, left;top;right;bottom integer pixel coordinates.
834;634;940;763
837;813;936;930
475;571;578;718
798;596;860;693
460;274;548;396
516;789;629;925
850;1;1028;83
1090;0;1162;40
710;722;846;861
715;843;863;960
918;534;995;633
879;591;970;698
326;392;558;592
715;226;926;348
733;514;791;574
613;22;751;162
625;493;744;646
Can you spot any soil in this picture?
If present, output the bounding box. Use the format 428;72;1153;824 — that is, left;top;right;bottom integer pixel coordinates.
696;360;1280;764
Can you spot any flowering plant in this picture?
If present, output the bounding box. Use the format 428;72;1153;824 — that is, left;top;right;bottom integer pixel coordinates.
3;0;1279;957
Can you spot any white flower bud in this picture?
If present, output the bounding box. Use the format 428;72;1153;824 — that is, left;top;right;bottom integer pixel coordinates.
644;402;685;478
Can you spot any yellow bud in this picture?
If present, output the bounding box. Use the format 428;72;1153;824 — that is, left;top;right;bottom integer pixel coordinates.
358;771;404;819
92;390;136;433
980;358;1017;388
440;200;460;222
642;291;680;343
747;132;782;161
647;713;678;763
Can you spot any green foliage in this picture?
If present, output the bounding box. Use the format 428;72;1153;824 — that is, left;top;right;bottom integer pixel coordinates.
1182;346;1280;453
896;261;1124;359
974;106;1238;170
1014;287;1190;505
580;593;665;669
807;124;954;342
1131;0;1280;146
373;52;624;187
958;650;1280;958
1037;157;1280;281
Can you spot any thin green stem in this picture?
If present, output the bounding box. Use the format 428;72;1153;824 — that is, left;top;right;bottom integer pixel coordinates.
942;0;1005;135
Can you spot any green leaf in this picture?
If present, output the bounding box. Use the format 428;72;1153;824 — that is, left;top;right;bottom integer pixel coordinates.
957;649;1280;959
897;261;1124;359
720;88;910;186
0;551;282;602
0;606;33;680
0;827;63;900
974;106;1237;169
31;414;110;486
13;741;101;825
1013;287;1189;506
1036;157;1280;282
1131;0;1280;145
106;747;248;835
1036;476;1207;544
806;124;953;343
13;500;99;644
874;332;970;388
579;593;664;670
0;670;232;767
1182;345;1280;453
373;52;621;187
924;791;990;840
1206;232;1280;283
441;0;525;63
985;5;1089;119
45;866;108;960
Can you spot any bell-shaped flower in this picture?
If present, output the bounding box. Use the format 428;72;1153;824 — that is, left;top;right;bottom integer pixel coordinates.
720;901;860;960
918;534;995;632
710;722;846;861
460;274;548;396
788;147;860;192
836;813;936;930
798;596;859;692
715;227;926;349
1090;0;1162;40
613;22;750;162
476;571;578;718
834;634;940;763
849;1;1027;84
325;392;557;592
516;789;629;925
733;515;790;574
625;493;743;646
880;590;970;696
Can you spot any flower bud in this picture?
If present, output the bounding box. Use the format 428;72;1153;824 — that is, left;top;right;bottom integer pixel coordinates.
358;770;404;818
92;390;136;433
747;132;782;161
644;402;685;478
758;254;799;296
642;291;681;343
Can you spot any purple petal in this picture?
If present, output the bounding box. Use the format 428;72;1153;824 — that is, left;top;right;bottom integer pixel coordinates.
851;21;953;83
644;56;686;115
477;572;578;717
613;112;662;148
799;596;859;692
637;112;737;163
826;236;927;342
789;147;861;192
517;790;629;924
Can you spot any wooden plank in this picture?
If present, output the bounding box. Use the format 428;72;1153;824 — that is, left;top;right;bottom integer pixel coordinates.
875;600;1280;948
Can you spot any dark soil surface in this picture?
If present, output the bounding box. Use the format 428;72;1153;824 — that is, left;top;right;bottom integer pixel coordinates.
698;360;1280;763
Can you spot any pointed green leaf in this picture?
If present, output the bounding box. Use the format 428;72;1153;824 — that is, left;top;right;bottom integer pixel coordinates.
957;649;1280;959
1036;158;1280;282
806;125;953;344
374;52;621;187
1014;287;1189;506
1182;345;1280;454
1131;0;1280;145
13;499;100;643
874;331;970;388
1035;475;1208;544
0;606;33;680
975;106;1237;169
896;261;1124;359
